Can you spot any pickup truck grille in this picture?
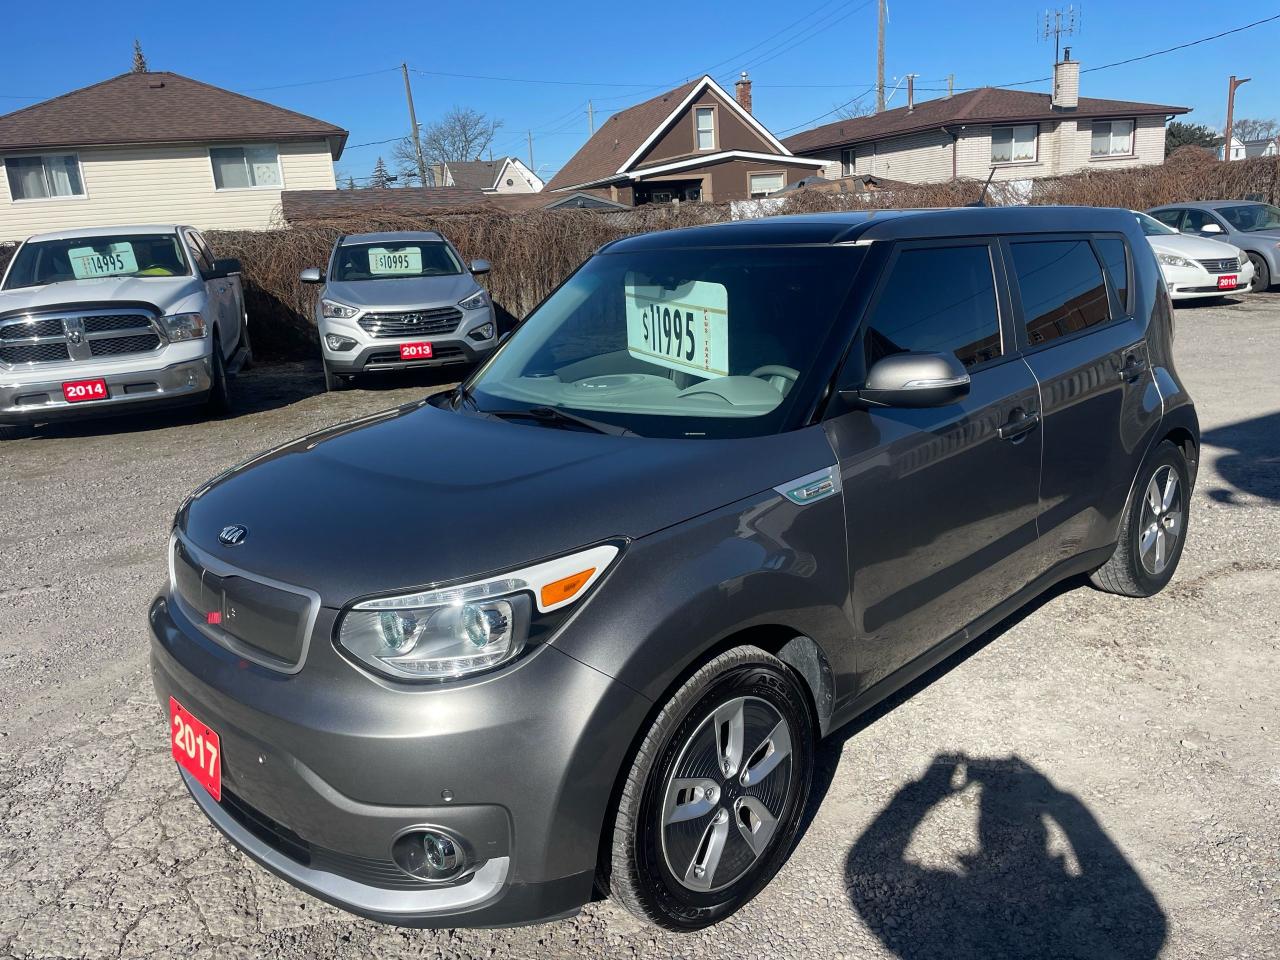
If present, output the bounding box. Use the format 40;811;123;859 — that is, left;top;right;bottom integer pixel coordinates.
1197;257;1239;274
0;310;161;367
358;307;463;338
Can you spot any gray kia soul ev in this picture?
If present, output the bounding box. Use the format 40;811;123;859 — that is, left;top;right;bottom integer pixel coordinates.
151;206;1198;931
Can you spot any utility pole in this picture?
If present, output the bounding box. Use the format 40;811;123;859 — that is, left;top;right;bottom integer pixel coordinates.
527;130;534;171
876;0;886;113
1224;75;1251;161
588;100;595;135
400;63;429;187
947;74;954;99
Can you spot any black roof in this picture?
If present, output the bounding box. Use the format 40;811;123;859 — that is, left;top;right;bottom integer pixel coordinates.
604;206;1137;252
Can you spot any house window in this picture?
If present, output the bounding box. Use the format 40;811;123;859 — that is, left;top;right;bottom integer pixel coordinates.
5;154;85;200
209;145;282;190
841;148;857;176
749;172;786;198
1091;119;1134;158
695;107;716;151
991;124;1038;164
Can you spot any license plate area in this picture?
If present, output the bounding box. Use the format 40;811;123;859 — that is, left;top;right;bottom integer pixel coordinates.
400;342;433;360
170;696;221;801
1217;275;1237;290
62;378;108;403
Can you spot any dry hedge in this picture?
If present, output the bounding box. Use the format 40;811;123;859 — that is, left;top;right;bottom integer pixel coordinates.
3;149;1277;359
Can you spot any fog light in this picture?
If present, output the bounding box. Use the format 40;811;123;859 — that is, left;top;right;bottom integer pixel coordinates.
325;334;357;352
391;828;468;881
468;323;495;342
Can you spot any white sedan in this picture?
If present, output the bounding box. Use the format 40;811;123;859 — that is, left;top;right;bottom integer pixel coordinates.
1133;210;1255;300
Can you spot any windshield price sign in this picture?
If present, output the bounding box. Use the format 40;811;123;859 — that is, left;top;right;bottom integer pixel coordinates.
368;247;423;276
625;276;729;377
68;243;139;279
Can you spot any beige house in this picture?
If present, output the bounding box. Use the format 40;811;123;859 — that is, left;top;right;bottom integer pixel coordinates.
0;71;347;242
784;56;1188;190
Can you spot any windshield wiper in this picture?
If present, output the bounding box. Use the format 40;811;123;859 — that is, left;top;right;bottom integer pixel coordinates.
476;405;633;436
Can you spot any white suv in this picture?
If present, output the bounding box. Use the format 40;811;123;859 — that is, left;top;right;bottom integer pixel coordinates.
300;230;497;391
0;225;250;438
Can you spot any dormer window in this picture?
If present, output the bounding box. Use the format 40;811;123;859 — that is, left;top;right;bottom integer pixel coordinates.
695;107;716;151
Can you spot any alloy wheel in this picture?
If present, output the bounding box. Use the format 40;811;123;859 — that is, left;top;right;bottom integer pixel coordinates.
1138;465;1183;576
660;696;794;893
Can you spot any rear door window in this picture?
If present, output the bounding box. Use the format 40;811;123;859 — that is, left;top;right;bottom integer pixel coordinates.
1150;209;1184;229
862;244;1003;370
1009;239;1111;347
1093;237;1130;316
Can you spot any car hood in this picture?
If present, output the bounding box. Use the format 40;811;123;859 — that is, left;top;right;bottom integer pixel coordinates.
323;275;480;311
1145;234;1244;260
178;401;837;606
0;275;203;316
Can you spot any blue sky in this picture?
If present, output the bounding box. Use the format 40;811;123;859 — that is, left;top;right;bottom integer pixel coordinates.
2;1;1277;183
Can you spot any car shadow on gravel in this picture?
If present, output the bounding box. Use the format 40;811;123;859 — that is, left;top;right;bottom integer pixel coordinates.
1202;410;1280;503
844;753;1167;959
798;579;1166;958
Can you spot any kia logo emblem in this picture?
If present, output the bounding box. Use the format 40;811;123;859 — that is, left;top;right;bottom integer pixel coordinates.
218;524;248;546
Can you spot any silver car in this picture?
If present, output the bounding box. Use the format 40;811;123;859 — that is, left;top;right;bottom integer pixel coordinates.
301;231;497;391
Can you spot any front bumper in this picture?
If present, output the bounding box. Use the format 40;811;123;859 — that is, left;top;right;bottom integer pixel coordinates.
148;589;648;927
1162;261;1255;300
0;355;212;424
324;337;494;375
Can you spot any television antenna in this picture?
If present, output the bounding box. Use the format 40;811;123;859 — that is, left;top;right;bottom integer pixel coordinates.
1039;6;1080;63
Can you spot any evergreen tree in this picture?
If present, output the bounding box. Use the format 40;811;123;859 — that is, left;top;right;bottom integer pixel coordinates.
346;176;357;190
369;157;393;189
132;40;148;73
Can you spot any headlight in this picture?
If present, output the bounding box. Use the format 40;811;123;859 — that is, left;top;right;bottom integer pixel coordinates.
159;312;206;341
458;289;491;311
1157;253;1195;269
322;298;360;319
337;543;620;681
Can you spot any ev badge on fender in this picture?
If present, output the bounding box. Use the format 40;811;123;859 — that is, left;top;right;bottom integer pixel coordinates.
218;524;248;546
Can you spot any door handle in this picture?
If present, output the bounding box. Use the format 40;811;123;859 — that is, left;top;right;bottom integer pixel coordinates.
1119;354;1148;383
998;409;1040;441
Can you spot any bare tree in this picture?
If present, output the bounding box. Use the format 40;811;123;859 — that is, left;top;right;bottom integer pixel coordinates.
834;98;876;121
1232;117;1280;142
393;107;503;184
131;40;148;73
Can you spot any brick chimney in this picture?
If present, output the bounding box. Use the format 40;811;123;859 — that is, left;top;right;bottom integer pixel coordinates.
1052;47;1080;110
735;71;753;114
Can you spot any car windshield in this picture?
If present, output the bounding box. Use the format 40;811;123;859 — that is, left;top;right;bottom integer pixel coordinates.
1217;203;1280;233
331;240;463;281
466;245;863;439
2;233;190;289
1134;211;1177;236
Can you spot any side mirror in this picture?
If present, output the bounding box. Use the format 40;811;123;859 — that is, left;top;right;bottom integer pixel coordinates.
209;257;241;279
470;259;491;275
299;267;324;284
1199;222;1224;234
842;352;971;408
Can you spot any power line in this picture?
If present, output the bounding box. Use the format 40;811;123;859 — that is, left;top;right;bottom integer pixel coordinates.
240;67;401;92
409;67;661;88
775;84;878;135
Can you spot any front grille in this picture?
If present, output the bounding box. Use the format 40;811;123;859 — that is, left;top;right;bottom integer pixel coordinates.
366;344;466;367
0;310;159;366
0;342;71;364
1197;257;1240;274
90;333;161;356
219;788;443;890
359;307;463;338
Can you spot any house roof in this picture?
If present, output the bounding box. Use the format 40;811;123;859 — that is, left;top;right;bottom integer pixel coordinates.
545;79;703;192
281;187;491;220
445;159;506;189
0;71;348;157
783;87;1189;154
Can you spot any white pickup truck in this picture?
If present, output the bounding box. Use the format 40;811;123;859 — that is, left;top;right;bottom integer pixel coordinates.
0;224;250;438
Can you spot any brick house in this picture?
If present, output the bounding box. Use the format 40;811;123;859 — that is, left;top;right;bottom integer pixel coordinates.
545;73;826;205
783;55;1188;189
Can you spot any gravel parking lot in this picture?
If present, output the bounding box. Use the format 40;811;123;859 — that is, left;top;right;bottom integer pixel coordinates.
1;293;1277;960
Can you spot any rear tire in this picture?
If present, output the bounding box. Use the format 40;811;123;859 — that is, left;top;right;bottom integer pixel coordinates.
206;340;233;415
1090;441;1190;597
605;646;815;930
1248;253;1271;291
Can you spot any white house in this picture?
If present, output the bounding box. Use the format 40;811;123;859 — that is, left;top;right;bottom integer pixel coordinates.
0;71;347;242
431;157;544;193
784;55;1189;189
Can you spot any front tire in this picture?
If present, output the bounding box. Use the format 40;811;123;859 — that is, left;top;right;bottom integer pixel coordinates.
206;341;232;415
323;360;349;392
1248;253;1271;291
1090;440;1191;597
605;646;815;930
